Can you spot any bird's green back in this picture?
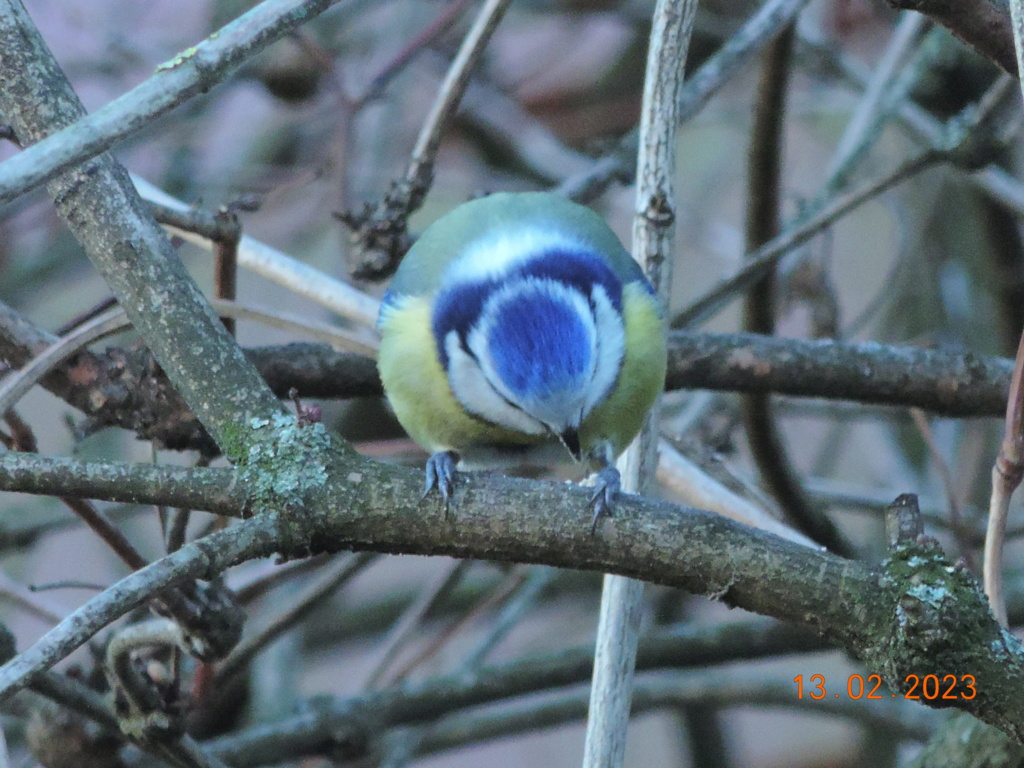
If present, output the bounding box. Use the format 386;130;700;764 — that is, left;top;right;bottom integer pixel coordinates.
387;192;648;298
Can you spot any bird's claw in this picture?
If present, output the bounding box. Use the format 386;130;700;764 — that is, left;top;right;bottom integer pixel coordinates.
424;451;459;516
586;467;621;534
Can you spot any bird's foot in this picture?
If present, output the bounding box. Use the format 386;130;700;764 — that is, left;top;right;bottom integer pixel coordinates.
586;466;621;535
424;451;460;516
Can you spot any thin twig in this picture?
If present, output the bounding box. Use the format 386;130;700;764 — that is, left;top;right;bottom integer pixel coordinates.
984;0;1024;629
0;305;129;417
138;175;382;331
354;0;478;108
0;570;65;624
217;553;377;684
460;566;556;670
0;0;354;203
985;331;1024;627
909;408;972;567
676;63;1016;330
2;412;151;570
557;0;814;203
362;560;472;690
583;2;697;767
341;0;513;280
824;13;929;188
0;299;371;425
388;566;533;683
656;440;820;549
671;149;941;329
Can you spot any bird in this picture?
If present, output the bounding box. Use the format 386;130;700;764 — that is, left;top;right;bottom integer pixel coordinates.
377;191;667;529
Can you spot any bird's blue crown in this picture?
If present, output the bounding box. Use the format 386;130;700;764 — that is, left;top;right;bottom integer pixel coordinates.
432;247;622;372
428;240;629;437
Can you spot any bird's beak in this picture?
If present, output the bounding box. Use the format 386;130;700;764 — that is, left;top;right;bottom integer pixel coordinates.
560;427;582;462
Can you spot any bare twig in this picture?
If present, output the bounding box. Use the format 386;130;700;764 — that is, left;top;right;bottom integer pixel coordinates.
909;408;972;567
389;566;533;682
354;0;477;108
0;570;65;624
824;13;930;188
584;1;697;767
137;176;381;331
557;0;815;203
362;560;472;690
671;149;941;329
217;553;376;684
0;305;130;418
676;65;1016;330
656;440;821;548
460;566;557;670
984;0;1024;629
0;0;353;203
985;331;1024;627
340;0;513;280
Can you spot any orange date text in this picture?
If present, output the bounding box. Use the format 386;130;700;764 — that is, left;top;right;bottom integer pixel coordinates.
793;674;976;700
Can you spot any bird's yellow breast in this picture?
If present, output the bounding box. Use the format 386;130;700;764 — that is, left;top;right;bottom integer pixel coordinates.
377;282;666;472
378;296;544;456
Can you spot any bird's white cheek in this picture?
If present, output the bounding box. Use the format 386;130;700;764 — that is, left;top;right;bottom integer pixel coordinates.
444;332;546;436
584;286;626;417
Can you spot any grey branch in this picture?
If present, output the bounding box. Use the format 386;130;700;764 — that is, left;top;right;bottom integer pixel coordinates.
0;0;350;203
0;449;1022;740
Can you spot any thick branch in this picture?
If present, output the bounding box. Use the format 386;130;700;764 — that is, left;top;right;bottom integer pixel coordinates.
667;332;1012;417
0;452;244;513
1;447;1022;740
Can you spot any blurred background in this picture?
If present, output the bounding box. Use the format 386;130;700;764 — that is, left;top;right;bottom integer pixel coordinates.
0;0;1019;765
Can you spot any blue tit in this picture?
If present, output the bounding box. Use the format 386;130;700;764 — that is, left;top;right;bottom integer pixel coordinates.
377;191;667;527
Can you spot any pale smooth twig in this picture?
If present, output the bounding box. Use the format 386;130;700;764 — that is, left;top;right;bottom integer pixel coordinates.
0;305;130;418
135;175;382;332
583;2;698;768
0;299;372;423
825;12;929;186
656;440;821;549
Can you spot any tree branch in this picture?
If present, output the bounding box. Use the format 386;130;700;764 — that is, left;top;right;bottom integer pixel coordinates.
0;0;284;459
886;0;1015;76
0;0;351;203
0;449;1021;740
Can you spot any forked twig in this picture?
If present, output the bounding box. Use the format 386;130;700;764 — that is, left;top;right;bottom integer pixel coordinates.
339;0;513;280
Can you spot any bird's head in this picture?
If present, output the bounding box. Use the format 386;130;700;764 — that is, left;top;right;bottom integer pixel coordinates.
432;232;626;460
